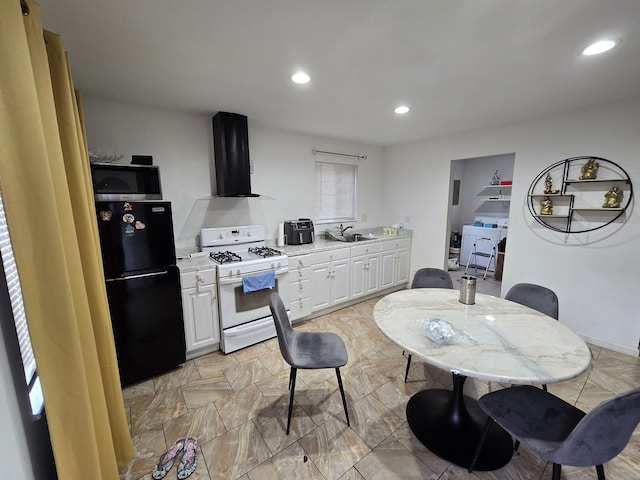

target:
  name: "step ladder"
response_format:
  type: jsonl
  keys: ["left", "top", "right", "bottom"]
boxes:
{"left": 464, "top": 237, "right": 496, "bottom": 280}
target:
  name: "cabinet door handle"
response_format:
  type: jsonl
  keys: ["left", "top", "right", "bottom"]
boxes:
{"left": 196, "top": 273, "right": 205, "bottom": 293}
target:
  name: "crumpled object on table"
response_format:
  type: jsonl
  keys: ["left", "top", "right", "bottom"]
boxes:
{"left": 422, "top": 318, "right": 477, "bottom": 344}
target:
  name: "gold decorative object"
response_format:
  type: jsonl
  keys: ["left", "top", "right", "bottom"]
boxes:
{"left": 603, "top": 186, "right": 623, "bottom": 208}
{"left": 543, "top": 173, "right": 560, "bottom": 194}
{"left": 579, "top": 158, "right": 599, "bottom": 180}
{"left": 539, "top": 196, "right": 554, "bottom": 215}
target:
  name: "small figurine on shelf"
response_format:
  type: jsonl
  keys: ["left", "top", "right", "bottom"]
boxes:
{"left": 540, "top": 196, "right": 554, "bottom": 215}
{"left": 490, "top": 170, "right": 500, "bottom": 185}
{"left": 579, "top": 158, "right": 600, "bottom": 180}
{"left": 543, "top": 173, "right": 560, "bottom": 194}
{"left": 602, "top": 186, "right": 623, "bottom": 208}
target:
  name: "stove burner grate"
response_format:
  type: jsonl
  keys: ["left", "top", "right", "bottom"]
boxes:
{"left": 248, "top": 246, "right": 283, "bottom": 258}
{"left": 209, "top": 251, "right": 242, "bottom": 264}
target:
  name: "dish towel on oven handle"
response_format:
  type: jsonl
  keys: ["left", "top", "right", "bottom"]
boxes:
{"left": 242, "top": 271, "right": 276, "bottom": 293}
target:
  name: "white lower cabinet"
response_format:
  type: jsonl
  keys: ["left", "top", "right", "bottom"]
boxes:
{"left": 350, "top": 243, "right": 380, "bottom": 299}
{"left": 283, "top": 237, "right": 411, "bottom": 320}
{"left": 380, "top": 238, "right": 411, "bottom": 289}
{"left": 288, "top": 254, "right": 312, "bottom": 321}
{"left": 180, "top": 267, "right": 220, "bottom": 359}
{"left": 310, "top": 247, "right": 350, "bottom": 313}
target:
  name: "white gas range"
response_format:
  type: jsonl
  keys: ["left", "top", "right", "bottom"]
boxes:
{"left": 200, "top": 225, "right": 289, "bottom": 353}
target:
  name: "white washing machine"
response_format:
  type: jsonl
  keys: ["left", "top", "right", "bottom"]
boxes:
{"left": 460, "top": 225, "right": 507, "bottom": 271}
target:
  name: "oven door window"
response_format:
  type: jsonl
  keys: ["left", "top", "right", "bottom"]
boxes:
{"left": 233, "top": 279, "right": 281, "bottom": 313}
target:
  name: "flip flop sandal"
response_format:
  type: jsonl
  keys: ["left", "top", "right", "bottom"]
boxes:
{"left": 177, "top": 437, "right": 198, "bottom": 479}
{"left": 152, "top": 437, "right": 186, "bottom": 479}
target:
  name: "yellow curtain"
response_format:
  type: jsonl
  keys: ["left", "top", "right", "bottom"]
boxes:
{"left": 0, "top": 0, "right": 133, "bottom": 478}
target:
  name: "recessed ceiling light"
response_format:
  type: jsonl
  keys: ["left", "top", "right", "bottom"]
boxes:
{"left": 291, "top": 71, "right": 310, "bottom": 84}
{"left": 583, "top": 39, "right": 618, "bottom": 56}
{"left": 394, "top": 105, "right": 410, "bottom": 114}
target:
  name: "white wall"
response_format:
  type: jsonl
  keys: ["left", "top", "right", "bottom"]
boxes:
{"left": 383, "top": 98, "right": 640, "bottom": 355}
{"left": 82, "top": 94, "right": 640, "bottom": 355}
{"left": 82, "top": 96, "right": 212, "bottom": 249}
{"left": 82, "top": 96, "right": 385, "bottom": 251}
{"left": 0, "top": 324, "right": 34, "bottom": 480}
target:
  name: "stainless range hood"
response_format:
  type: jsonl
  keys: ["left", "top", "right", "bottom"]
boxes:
{"left": 212, "top": 111, "right": 259, "bottom": 197}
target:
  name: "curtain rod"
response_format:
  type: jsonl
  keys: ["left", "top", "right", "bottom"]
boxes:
{"left": 312, "top": 148, "right": 367, "bottom": 161}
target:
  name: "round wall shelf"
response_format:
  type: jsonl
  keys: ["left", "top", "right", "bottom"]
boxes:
{"left": 527, "top": 156, "right": 633, "bottom": 233}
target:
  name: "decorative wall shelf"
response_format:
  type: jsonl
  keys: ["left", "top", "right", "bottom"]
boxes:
{"left": 527, "top": 157, "right": 633, "bottom": 233}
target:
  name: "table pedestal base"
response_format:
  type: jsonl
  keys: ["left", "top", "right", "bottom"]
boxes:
{"left": 406, "top": 374, "right": 513, "bottom": 471}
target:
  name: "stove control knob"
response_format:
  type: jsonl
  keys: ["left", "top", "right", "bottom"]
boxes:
{"left": 236, "top": 269, "right": 241, "bottom": 276}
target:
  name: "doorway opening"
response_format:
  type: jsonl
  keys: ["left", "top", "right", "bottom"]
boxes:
{"left": 447, "top": 153, "right": 515, "bottom": 293}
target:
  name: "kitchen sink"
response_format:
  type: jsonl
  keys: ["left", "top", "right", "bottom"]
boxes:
{"left": 345, "top": 233, "right": 377, "bottom": 242}
{"left": 324, "top": 231, "right": 378, "bottom": 242}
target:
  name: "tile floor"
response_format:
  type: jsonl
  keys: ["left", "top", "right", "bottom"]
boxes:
{"left": 119, "top": 274, "right": 640, "bottom": 480}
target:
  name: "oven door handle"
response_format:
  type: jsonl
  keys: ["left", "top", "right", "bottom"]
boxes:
{"left": 218, "top": 266, "right": 289, "bottom": 285}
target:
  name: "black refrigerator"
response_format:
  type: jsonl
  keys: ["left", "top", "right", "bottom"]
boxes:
{"left": 95, "top": 201, "right": 185, "bottom": 386}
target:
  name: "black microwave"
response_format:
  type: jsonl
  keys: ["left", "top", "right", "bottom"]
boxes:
{"left": 90, "top": 163, "right": 162, "bottom": 201}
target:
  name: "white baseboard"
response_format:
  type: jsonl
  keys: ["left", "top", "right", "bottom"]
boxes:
{"left": 581, "top": 335, "right": 639, "bottom": 357}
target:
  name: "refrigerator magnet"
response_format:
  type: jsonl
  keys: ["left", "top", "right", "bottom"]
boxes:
{"left": 123, "top": 202, "right": 133, "bottom": 211}
{"left": 123, "top": 213, "right": 135, "bottom": 224}
{"left": 100, "top": 211, "right": 113, "bottom": 222}
{"left": 135, "top": 221, "right": 146, "bottom": 230}
{"left": 124, "top": 224, "right": 135, "bottom": 235}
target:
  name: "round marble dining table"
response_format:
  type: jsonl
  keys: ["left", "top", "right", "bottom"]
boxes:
{"left": 373, "top": 288, "right": 592, "bottom": 471}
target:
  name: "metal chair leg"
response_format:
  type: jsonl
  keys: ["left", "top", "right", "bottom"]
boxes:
{"left": 286, "top": 367, "right": 297, "bottom": 435}
{"left": 404, "top": 354, "right": 412, "bottom": 382}
{"left": 596, "top": 464, "right": 605, "bottom": 480}
{"left": 552, "top": 463, "right": 561, "bottom": 480}
{"left": 335, "top": 368, "right": 350, "bottom": 426}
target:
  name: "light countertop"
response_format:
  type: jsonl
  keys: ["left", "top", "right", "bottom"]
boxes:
{"left": 176, "top": 227, "right": 412, "bottom": 270}
{"left": 267, "top": 229, "right": 412, "bottom": 256}
{"left": 176, "top": 254, "right": 217, "bottom": 273}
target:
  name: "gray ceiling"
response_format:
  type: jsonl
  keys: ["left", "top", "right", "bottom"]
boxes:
{"left": 38, "top": 0, "right": 640, "bottom": 147}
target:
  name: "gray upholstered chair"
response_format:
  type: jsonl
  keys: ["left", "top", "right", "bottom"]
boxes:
{"left": 269, "top": 292, "right": 350, "bottom": 434}
{"left": 469, "top": 385, "right": 640, "bottom": 479}
{"left": 504, "top": 282, "right": 559, "bottom": 320}
{"left": 505, "top": 282, "right": 559, "bottom": 390}
{"left": 405, "top": 268, "right": 454, "bottom": 382}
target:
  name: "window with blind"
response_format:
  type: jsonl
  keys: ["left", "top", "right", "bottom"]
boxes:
{"left": 0, "top": 191, "right": 42, "bottom": 417}
{"left": 314, "top": 161, "right": 358, "bottom": 223}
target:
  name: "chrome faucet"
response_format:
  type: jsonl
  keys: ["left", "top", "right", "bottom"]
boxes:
{"left": 339, "top": 224, "right": 354, "bottom": 236}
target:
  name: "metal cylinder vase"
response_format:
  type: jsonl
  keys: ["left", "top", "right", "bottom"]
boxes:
{"left": 459, "top": 275, "right": 477, "bottom": 305}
